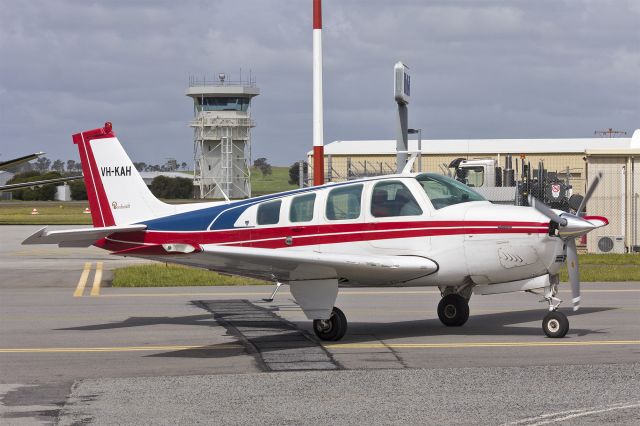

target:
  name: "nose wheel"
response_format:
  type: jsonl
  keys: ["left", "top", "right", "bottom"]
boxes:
{"left": 542, "top": 311, "right": 569, "bottom": 338}
{"left": 313, "top": 307, "right": 347, "bottom": 341}
{"left": 437, "top": 294, "right": 470, "bottom": 327}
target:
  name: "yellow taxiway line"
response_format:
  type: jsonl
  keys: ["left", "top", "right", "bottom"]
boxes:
{"left": 90, "top": 262, "right": 103, "bottom": 296}
{"left": 325, "top": 340, "right": 640, "bottom": 350}
{"left": 1, "top": 340, "right": 638, "bottom": 354}
{"left": 73, "top": 262, "right": 92, "bottom": 297}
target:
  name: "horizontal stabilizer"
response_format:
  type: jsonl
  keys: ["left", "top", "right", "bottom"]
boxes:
{"left": 22, "top": 224, "right": 147, "bottom": 247}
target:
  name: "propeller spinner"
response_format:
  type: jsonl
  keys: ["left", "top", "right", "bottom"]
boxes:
{"left": 528, "top": 172, "right": 604, "bottom": 311}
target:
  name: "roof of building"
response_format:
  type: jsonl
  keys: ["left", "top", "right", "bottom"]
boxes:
{"left": 315, "top": 129, "right": 640, "bottom": 156}
{"left": 139, "top": 171, "right": 194, "bottom": 185}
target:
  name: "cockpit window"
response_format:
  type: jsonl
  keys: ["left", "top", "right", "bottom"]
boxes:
{"left": 371, "top": 181, "right": 423, "bottom": 217}
{"left": 416, "top": 173, "right": 485, "bottom": 210}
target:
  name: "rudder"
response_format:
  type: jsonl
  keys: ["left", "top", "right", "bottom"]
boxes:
{"left": 72, "top": 122, "right": 174, "bottom": 227}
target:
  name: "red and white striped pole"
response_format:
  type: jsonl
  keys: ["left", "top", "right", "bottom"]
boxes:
{"left": 312, "top": 0, "right": 325, "bottom": 186}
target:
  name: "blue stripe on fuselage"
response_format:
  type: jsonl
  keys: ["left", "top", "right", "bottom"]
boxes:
{"left": 139, "top": 176, "right": 394, "bottom": 231}
{"left": 140, "top": 186, "right": 318, "bottom": 231}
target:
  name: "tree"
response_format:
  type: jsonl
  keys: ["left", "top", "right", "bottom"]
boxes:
{"left": 181, "top": 162, "right": 187, "bottom": 171}
{"left": 7, "top": 171, "right": 62, "bottom": 200}
{"left": 69, "top": 179, "right": 87, "bottom": 200}
{"left": 133, "top": 162, "right": 147, "bottom": 172}
{"left": 66, "top": 160, "right": 76, "bottom": 172}
{"left": 149, "top": 176, "right": 193, "bottom": 199}
{"left": 35, "top": 157, "right": 51, "bottom": 171}
{"left": 288, "top": 161, "right": 308, "bottom": 185}
{"left": 165, "top": 159, "right": 178, "bottom": 171}
{"left": 253, "top": 157, "right": 272, "bottom": 177}
{"left": 52, "top": 159, "right": 65, "bottom": 172}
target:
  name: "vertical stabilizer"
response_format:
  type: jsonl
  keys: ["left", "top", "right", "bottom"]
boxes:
{"left": 72, "top": 122, "right": 175, "bottom": 227}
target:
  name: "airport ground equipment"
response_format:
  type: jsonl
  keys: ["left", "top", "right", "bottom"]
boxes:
{"left": 448, "top": 156, "right": 581, "bottom": 212}
{"left": 187, "top": 73, "right": 259, "bottom": 199}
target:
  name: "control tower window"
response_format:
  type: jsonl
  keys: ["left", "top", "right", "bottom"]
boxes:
{"left": 198, "top": 97, "right": 250, "bottom": 112}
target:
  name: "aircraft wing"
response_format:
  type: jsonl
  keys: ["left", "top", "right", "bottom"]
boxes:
{"left": 0, "top": 152, "right": 45, "bottom": 170}
{"left": 22, "top": 224, "right": 148, "bottom": 247}
{"left": 0, "top": 175, "right": 83, "bottom": 193}
{"left": 197, "top": 245, "right": 438, "bottom": 284}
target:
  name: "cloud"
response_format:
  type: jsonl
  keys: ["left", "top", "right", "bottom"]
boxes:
{"left": 0, "top": 0, "right": 638, "bottom": 166}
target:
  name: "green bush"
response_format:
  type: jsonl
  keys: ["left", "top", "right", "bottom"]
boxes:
{"left": 149, "top": 176, "right": 193, "bottom": 199}
{"left": 8, "top": 171, "right": 63, "bottom": 201}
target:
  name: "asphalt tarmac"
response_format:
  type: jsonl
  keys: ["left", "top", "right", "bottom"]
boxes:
{"left": 1, "top": 226, "right": 639, "bottom": 425}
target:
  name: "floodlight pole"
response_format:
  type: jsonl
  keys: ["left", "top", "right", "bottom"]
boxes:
{"left": 394, "top": 62, "right": 410, "bottom": 174}
{"left": 408, "top": 128, "right": 422, "bottom": 172}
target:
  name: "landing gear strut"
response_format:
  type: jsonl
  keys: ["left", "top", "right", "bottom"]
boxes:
{"left": 313, "top": 307, "right": 347, "bottom": 341}
{"left": 437, "top": 294, "right": 470, "bottom": 327}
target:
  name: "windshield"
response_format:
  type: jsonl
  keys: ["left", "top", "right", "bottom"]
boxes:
{"left": 416, "top": 173, "right": 486, "bottom": 210}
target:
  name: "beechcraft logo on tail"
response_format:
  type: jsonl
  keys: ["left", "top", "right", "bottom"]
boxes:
{"left": 100, "top": 166, "right": 131, "bottom": 177}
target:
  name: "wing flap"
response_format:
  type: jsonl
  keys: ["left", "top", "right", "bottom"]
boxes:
{"left": 22, "top": 224, "right": 147, "bottom": 247}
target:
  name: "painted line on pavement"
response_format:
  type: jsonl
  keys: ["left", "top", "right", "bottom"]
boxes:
{"left": 97, "top": 288, "right": 640, "bottom": 298}
{"left": 90, "top": 261, "right": 103, "bottom": 296}
{"left": 0, "top": 344, "right": 244, "bottom": 354}
{"left": 325, "top": 340, "right": 640, "bottom": 350}
{"left": 3, "top": 340, "right": 637, "bottom": 354}
{"left": 73, "top": 262, "right": 92, "bottom": 297}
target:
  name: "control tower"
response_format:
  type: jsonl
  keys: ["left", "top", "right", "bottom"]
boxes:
{"left": 187, "top": 73, "right": 259, "bottom": 199}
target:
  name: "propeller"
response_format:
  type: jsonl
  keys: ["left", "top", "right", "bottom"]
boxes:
{"left": 528, "top": 172, "right": 603, "bottom": 311}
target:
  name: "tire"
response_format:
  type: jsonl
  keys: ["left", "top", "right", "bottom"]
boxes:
{"left": 437, "top": 294, "right": 470, "bottom": 327}
{"left": 542, "top": 311, "right": 569, "bottom": 338}
{"left": 313, "top": 307, "right": 348, "bottom": 341}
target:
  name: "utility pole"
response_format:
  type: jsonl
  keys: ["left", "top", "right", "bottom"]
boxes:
{"left": 594, "top": 128, "right": 627, "bottom": 138}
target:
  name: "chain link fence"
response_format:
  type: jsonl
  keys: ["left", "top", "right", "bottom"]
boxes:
{"left": 304, "top": 154, "right": 639, "bottom": 253}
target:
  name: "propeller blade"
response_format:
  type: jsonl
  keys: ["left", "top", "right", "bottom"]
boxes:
{"left": 576, "top": 171, "right": 603, "bottom": 216}
{"left": 566, "top": 238, "right": 580, "bottom": 311}
{"left": 528, "top": 195, "right": 568, "bottom": 226}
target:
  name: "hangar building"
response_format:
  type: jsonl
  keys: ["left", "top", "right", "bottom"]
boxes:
{"left": 308, "top": 130, "right": 640, "bottom": 253}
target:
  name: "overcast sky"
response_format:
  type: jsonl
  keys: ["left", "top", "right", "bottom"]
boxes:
{"left": 1, "top": 0, "right": 638, "bottom": 166}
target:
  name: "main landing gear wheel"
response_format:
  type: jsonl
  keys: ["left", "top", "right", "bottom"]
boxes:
{"left": 542, "top": 311, "right": 569, "bottom": 338}
{"left": 437, "top": 294, "right": 469, "bottom": 327}
{"left": 313, "top": 307, "right": 347, "bottom": 341}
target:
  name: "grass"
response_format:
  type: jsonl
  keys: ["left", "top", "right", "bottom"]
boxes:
{"left": 559, "top": 253, "right": 640, "bottom": 281}
{"left": 250, "top": 166, "right": 297, "bottom": 196}
{"left": 112, "top": 253, "right": 639, "bottom": 287}
{"left": 0, "top": 201, "right": 92, "bottom": 225}
{"left": 111, "top": 263, "right": 268, "bottom": 287}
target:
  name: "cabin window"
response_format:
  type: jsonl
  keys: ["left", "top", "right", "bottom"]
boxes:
{"left": 290, "top": 193, "right": 316, "bottom": 223}
{"left": 416, "top": 173, "right": 485, "bottom": 210}
{"left": 257, "top": 200, "right": 281, "bottom": 225}
{"left": 371, "top": 181, "right": 423, "bottom": 217}
{"left": 326, "top": 185, "right": 363, "bottom": 220}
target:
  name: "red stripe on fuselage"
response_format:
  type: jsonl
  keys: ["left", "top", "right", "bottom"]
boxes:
{"left": 100, "top": 220, "right": 549, "bottom": 252}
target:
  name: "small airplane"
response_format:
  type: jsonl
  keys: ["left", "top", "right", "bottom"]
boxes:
{"left": 24, "top": 122, "right": 608, "bottom": 341}
{"left": 0, "top": 152, "right": 82, "bottom": 193}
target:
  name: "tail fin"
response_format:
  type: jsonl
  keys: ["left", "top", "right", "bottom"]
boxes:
{"left": 72, "top": 122, "right": 175, "bottom": 227}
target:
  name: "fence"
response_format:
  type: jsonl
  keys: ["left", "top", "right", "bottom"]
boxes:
{"left": 303, "top": 154, "right": 639, "bottom": 253}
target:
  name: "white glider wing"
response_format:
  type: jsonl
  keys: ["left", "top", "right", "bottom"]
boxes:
{"left": 22, "top": 224, "right": 147, "bottom": 247}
